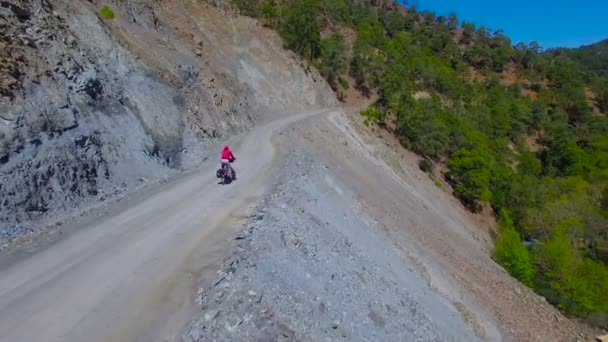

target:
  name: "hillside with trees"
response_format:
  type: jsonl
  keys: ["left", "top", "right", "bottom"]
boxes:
{"left": 551, "top": 40, "right": 608, "bottom": 117}
{"left": 232, "top": 0, "right": 608, "bottom": 327}
{"left": 553, "top": 39, "right": 608, "bottom": 78}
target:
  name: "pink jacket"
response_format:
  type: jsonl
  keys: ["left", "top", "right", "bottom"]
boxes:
{"left": 221, "top": 146, "right": 235, "bottom": 161}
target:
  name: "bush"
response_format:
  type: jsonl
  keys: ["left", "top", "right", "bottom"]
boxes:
{"left": 419, "top": 159, "right": 434, "bottom": 173}
{"left": 360, "top": 107, "right": 383, "bottom": 123}
{"left": 339, "top": 77, "right": 350, "bottom": 90}
{"left": 99, "top": 5, "right": 115, "bottom": 20}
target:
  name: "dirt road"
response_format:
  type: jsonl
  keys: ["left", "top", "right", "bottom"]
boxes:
{"left": 0, "top": 109, "right": 329, "bottom": 342}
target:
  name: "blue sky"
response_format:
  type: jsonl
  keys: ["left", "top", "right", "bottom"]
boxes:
{"left": 408, "top": 0, "right": 608, "bottom": 49}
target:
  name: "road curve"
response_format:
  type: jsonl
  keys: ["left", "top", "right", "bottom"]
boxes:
{"left": 0, "top": 109, "right": 330, "bottom": 342}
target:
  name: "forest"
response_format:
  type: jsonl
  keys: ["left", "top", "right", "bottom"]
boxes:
{"left": 232, "top": 0, "right": 608, "bottom": 326}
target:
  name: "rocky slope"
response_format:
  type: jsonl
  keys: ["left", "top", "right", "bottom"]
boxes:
{"left": 184, "top": 126, "right": 481, "bottom": 342}
{"left": 0, "top": 0, "right": 335, "bottom": 248}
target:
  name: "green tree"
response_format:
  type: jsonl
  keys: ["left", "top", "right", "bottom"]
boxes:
{"left": 233, "top": 0, "right": 264, "bottom": 17}
{"left": 535, "top": 218, "right": 598, "bottom": 315}
{"left": 395, "top": 96, "right": 450, "bottom": 157}
{"left": 320, "top": 33, "right": 347, "bottom": 89}
{"left": 593, "top": 77, "right": 608, "bottom": 112}
{"left": 380, "top": 10, "right": 406, "bottom": 37}
{"left": 447, "top": 12, "right": 458, "bottom": 30}
{"left": 579, "top": 258, "right": 608, "bottom": 313}
{"left": 545, "top": 60, "right": 592, "bottom": 124}
{"left": 279, "top": 0, "right": 321, "bottom": 60}
{"left": 447, "top": 148, "right": 492, "bottom": 209}
{"left": 494, "top": 211, "right": 535, "bottom": 285}
{"left": 350, "top": 38, "right": 383, "bottom": 96}
{"left": 261, "top": 0, "right": 278, "bottom": 27}
{"left": 518, "top": 152, "right": 542, "bottom": 177}
{"left": 539, "top": 116, "right": 594, "bottom": 176}
{"left": 319, "top": 0, "right": 350, "bottom": 22}
{"left": 602, "top": 186, "right": 608, "bottom": 215}
{"left": 460, "top": 21, "right": 475, "bottom": 45}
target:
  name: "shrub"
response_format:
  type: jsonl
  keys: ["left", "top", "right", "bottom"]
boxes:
{"left": 99, "top": 5, "right": 115, "bottom": 20}
{"left": 419, "top": 159, "right": 434, "bottom": 173}
{"left": 360, "top": 107, "right": 383, "bottom": 122}
{"left": 339, "top": 77, "right": 350, "bottom": 90}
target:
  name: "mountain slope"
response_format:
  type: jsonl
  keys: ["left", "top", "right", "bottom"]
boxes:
{"left": 554, "top": 38, "right": 608, "bottom": 77}
{"left": 0, "top": 1, "right": 604, "bottom": 341}
{"left": 230, "top": 0, "right": 608, "bottom": 327}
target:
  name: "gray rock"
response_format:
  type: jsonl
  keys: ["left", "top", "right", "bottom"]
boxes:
{"left": 204, "top": 310, "right": 220, "bottom": 322}
{"left": 0, "top": 225, "right": 34, "bottom": 240}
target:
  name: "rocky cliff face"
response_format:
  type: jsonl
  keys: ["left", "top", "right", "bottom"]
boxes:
{"left": 0, "top": 0, "right": 335, "bottom": 238}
